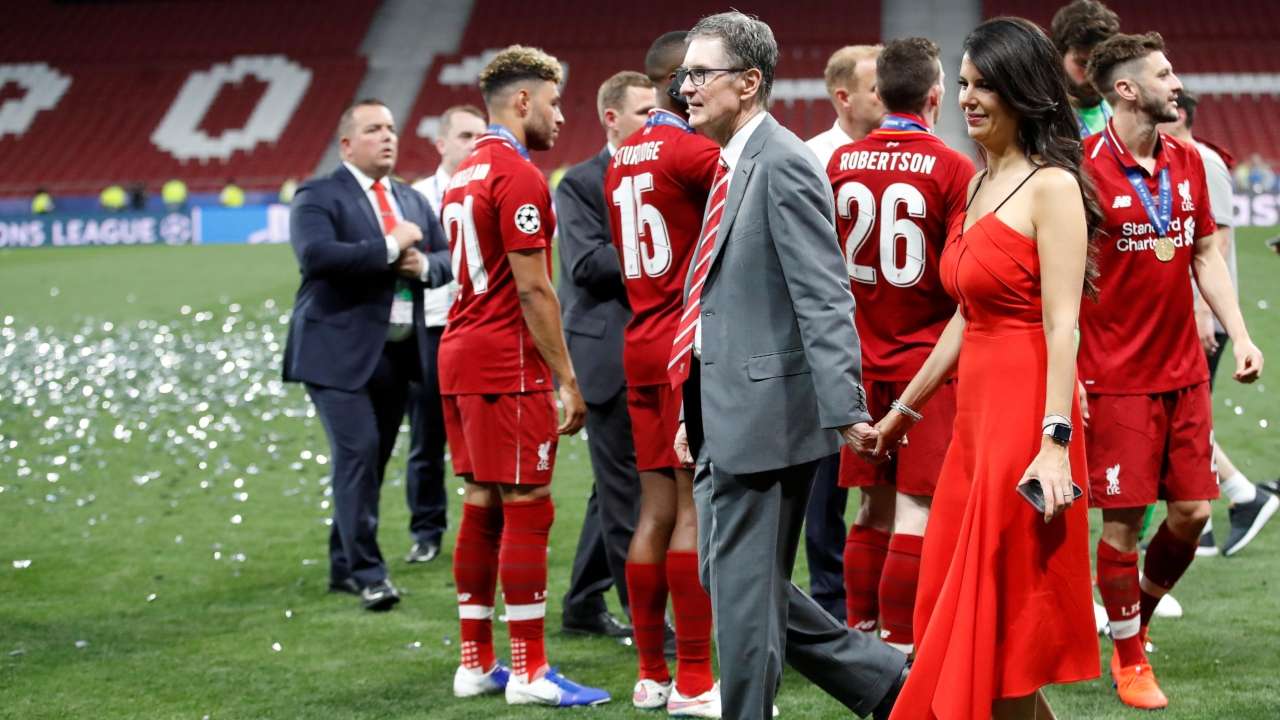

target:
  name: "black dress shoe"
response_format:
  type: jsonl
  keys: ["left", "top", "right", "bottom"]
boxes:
{"left": 872, "top": 662, "right": 909, "bottom": 720}
{"left": 405, "top": 540, "right": 441, "bottom": 564}
{"left": 360, "top": 579, "right": 401, "bottom": 611}
{"left": 328, "top": 577, "right": 360, "bottom": 595}
{"left": 562, "top": 610, "right": 632, "bottom": 638}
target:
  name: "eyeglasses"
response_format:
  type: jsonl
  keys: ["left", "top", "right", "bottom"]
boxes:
{"left": 675, "top": 67, "right": 747, "bottom": 87}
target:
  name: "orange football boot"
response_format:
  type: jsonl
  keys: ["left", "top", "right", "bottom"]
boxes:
{"left": 1114, "top": 661, "right": 1169, "bottom": 710}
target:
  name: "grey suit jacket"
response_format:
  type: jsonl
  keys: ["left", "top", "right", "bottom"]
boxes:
{"left": 688, "top": 113, "right": 869, "bottom": 475}
{"left": 556, "top": 146, "right": 630, "bottom": 405}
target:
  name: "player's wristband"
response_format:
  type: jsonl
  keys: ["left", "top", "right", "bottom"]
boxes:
{"left": 890, "top": 399, "right": 923, "bottom": 423}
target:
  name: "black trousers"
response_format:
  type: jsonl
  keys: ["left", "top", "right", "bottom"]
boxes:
{"left": 563, "top": 388, "right": 638, "bottom": 618}
{"left": 804, "top": 454, "right": 847, "bottom": 621}
{"left": 404, "top": 326, "right": 447, "bottom": 546}
{"left": 308, "top": 337, "right": 421, "bottom": 588}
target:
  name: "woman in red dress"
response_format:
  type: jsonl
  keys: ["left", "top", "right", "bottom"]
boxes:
{"left": 870, "top": 17, "right": 1103, "bottom": 719}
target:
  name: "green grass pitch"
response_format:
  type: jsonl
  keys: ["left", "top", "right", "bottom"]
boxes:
{"left": 1, "top": 232, "right": 1278, "bottom": 719}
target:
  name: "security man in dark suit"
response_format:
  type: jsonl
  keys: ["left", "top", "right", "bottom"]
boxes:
{"left": 283, "top": 98, "right": 452, "bottom": 611}
{"left": 553, "top": 73, "right": 656, "bottom": 637}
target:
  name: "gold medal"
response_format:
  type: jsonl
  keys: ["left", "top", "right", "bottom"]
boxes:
{"left": 1154, "top": 236, "right": 1176, "bottom": 262}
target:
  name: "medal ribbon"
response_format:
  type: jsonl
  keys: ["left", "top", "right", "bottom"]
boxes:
{"left": 484, "top": 123, "right": 531, "bottom": 161}
{"left": 880, "top": 113, "right": 931, "bottom": 133}
{"left": 646, "top": 108, "right": 693, "bottom": 133}
{"left": 1104, "top": 135, "right": 1171, "bottom": 238}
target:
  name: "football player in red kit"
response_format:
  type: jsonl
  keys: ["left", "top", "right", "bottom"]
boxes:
{"left": 440, "top": 45, "right": 609, "bottom": 707}
{"left": 1081, "top": 33, "right": 1263, "bottom": 710}
{"left": 826, "top": 37, "right": 975, "bottom": 655}
{"left": 604, "top": 31, "right": 723, "bottom": 715}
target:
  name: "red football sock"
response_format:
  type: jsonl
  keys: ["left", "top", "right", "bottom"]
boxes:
{"left": 667, "top": 550, "right": 714, "bottom": 697}
{"left": 1097, "top": 539, "right": 1145, "bottom": 667}
{"left": 1139, "top": 521, "right": 1198, "bottom": 628}
{"left": 625, "top": 560, "right": 671, "bottom": 683}
{"left": 844, "top": 525, "right": 890, "bottom": 631}
{"left": 879, "top": 533, "right": 923, "bottom": 649}
{"left": 453, "top": 502, "right": 503, "bottom": 671}
{"left": 500, "top": 497, "right": 554, "bottom": 681}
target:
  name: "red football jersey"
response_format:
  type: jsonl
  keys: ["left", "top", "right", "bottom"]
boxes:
{"left": 604, "top": 110, "right": 720, "bottom": 387}
{"left": 438, "top": 131, "right": 556, "bottom": 395}
{"left": 826, "top": 121, "right": 975, "bottom": 381}
{"left": 1080, "top": 120, "right": 1216, "bottom": 394}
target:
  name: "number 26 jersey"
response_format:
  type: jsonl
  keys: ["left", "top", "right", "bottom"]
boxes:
{"left": 604, "top": 110, "right": 720, "bottom": 387}
{"left": 827, "top": 127, "right": 974, "bottom": 381}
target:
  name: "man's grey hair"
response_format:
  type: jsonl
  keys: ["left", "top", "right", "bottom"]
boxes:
{"left": 689, "top": 11, "right": 777, "bottom": 108}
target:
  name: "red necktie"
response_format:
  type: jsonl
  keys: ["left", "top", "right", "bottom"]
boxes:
{"left": 668, "top": 157, "right": 729, "bottom": 387}
{"left": 371, "top": 180, "right": 397, "bottom": 233}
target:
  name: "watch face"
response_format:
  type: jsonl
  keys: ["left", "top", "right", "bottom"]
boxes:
{"left": 1050, "top": 424, "right": 1072, "bottom": 445}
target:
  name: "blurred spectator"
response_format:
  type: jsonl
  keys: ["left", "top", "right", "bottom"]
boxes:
{"left": 279, "top": 177, "right": 298, "bottom": 205}
{"left": 128, "top": 183, "right": 146, "bottom": 211}
{"left": 1246, "top": 153, "right": 1276, "bottom": 193}
{"left": 549, "top": 164, "right": 568, "bottom": 192}
{"left": 161, "top": 178, "right": 189, "bottom": 209}
{"left": 100, "top": 184, "right": 127, "bottom": 212}
{"left": 31, "top": 188, "right": 54, "bottom": 215}
{"left": 220, "top": 178, "right": 245, "bottom": 208}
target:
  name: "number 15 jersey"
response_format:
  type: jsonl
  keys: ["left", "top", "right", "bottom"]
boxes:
{"left": 604, "top": 110, "right": 720, "bottom": 387}
{"left": 827, "top": 124, "right": 974, "bottom": 381}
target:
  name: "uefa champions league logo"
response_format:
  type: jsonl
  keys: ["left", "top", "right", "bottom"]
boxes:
{"left": 160, "top": 213, "right": 192, "bottom": 245}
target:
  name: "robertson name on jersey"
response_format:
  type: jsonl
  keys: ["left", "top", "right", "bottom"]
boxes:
{"left": 826, "top": 115, "right": 975, "bottom": 381}
{"left": 438, "top": 129, "right": 556, "bottom": 395}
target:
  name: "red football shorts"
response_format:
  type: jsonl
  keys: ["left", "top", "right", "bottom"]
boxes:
{"left": 442, "top": 391, "right": 558, "bottom": 485}
{"left": 1085, "top": 383, "right": 1218, "bottom": 509}
{"left": 627, "top": 382, "right": 684, "bottom": 472}
{"left": 839, "top": 379, "right": 956, "bottom": 497}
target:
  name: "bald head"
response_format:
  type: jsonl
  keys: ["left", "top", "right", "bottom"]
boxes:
{"left": 645, "top": 30, "right": 690, "bottom": 114}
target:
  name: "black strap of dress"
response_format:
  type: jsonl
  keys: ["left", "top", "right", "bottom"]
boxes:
{"left": 964, "top": 166, "right": 1043, "bottom": 213}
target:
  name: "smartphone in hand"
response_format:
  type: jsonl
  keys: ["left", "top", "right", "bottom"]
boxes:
{"left": 1017, "top": 478, "right": 1084, "bottom": 514}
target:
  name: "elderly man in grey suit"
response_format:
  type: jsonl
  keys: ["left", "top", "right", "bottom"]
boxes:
{"left": 670, "top": 13, "right": 907, "bottom": 720}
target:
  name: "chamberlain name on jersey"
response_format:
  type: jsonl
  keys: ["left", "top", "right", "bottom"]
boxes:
{"left": 1079, "top": 119, "right": 1217, "bottom": 395}
{"left": 438, "top": 132, "right": 556, "bottom": 395}
{"left": 604, "top": 111, "right": 720, "bottom": 387}
{"left": 827, "top": 124, "right": 975, "bottom": 382}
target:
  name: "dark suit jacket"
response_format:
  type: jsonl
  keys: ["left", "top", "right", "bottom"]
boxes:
{"left": 283, "top": 164, "right": 451, "bottom": 391}
{"left": 556, "top": 146, "right": 630, "bottom": 405}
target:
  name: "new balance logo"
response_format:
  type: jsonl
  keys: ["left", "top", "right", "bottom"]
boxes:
{"left": 536, "top": 441, "right": 552, "bottom": 471}
{"left": 1106, "top": 463, "right": 1122, "bottom": 496}
{"left": 1112, "top": 195, "right": 1133, "bottom": 209}
{"left": 852, "top": 619, "right": 877, "bottom": 632}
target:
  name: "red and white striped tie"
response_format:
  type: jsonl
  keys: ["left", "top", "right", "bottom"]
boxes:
{"left": 668, "top": 156, "right": 730, "bottom": 387}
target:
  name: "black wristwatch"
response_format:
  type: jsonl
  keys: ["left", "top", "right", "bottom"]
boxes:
{"left": 1043, "top": 422, "right": 1072, "bottom": 447}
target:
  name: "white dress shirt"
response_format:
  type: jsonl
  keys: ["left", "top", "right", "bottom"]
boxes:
{"left": 411, "top": 166, "right": 449, "bottom": 218}
{"left": 411, "top": 166, "right": 457, "bottom": 327}
{"left": 694, "top": 110, "right": 768, "bottom": 355}
{"left": 343, "top": 160, "right": 435, "bottom": 290}
{"left": 804, "top": 121, "right": 855, "bottom": 170}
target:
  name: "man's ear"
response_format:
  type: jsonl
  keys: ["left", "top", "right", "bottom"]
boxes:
{"left": 834, "top": 87, "right": 851, "bottom": 110}
{"left": 602, "top": 107, "right": 618, "bottom": 132}
{"left": 740, "top": 67, "right": 764, "bottom": 102}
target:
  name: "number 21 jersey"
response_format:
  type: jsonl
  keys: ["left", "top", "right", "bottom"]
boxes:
{"left": 604, "top": 110, "right": 720, "bottom": 387}
{"left": 827, "top": 122, "right": 974, "bottom": 381}
{"left": 438, "top": 131, "right": 556, "bottom": 395}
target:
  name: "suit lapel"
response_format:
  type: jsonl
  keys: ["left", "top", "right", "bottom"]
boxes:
{"left": 705, "top": 114, "right": 775, "bottom": 274}
{"left": 336, "top": 165, "right": 384, "bottom": 240}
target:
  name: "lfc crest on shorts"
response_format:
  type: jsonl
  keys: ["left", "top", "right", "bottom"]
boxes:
{"left": 536, "top": 440, "right": 552, "bottom": 471}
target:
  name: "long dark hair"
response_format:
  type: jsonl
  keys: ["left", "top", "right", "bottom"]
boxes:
{"left": 964, "top": 16, "right": 1102, "bottom": 298}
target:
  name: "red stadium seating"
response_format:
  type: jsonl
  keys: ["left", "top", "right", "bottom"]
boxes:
{"left": 984, "top": 0, "right": 1280, "bottom": 162}
{"left": 0, "top": 1, "right": 377, "bottom": 197}
{"left": 398, "top": 1, "right": 877, "bottom": 178}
